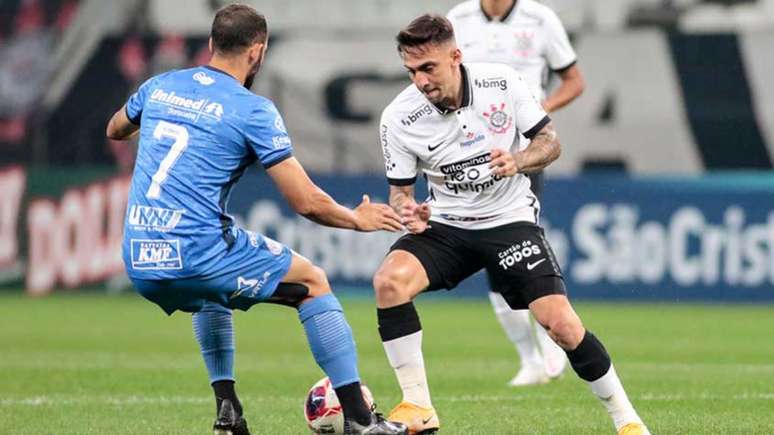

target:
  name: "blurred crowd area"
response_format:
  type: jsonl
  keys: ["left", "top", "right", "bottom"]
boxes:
{"left": 1, "top": 0, "right": 773, "bottom": 173}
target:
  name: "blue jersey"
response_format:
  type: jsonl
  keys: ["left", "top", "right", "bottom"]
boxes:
{"left": 122, "top": 66, "right": 292, "bottom": 280}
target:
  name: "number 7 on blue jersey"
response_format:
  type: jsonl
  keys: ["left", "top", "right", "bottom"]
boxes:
{"left": 147, "top": 121, "right": 189, "bottom": 199}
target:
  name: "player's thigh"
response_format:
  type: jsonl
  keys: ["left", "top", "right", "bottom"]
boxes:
{"left": 380, "top": 222, "right": 482, "bottom": 297}
{"left": 479, "top": 222, "right": 565, "bottom": 310}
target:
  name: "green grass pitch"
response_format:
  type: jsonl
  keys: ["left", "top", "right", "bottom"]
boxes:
{"left": 1, "top": 292, "right": 773, "bottom": 434}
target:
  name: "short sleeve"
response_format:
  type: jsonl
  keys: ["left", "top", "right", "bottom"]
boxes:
{"left": 544, "top": 9, "right": 577, "bottom": 73}
{"left": 508, "top": 69, "right": 550, "bottom": 139}
{"left": 125, "top": 76, "right": 157, "bottom": 125}
{"left": 244, "top": 100, "right": 293, "bottom": 168}
{"left": 379, "top": 112, "right": 417, "bottom": 186}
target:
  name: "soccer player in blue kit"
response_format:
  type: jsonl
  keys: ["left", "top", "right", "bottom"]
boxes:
{"left": 106, "top": 5, "right": 408, "bottom": 435}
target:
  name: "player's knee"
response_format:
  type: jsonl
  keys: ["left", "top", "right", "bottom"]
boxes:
{"left": 303, "top": 265, "right": 332, "bottom": 297}
{"left": 373, "top": 266, "right": 411, "bottom": 301}
{"left": 547, "top": 315, "right": 584, "bottom": 349}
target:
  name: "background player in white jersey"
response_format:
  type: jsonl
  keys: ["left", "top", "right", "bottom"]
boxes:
{"left": 447, "top": 0, "right": 585, "bottom": 387}
{"left": 374, "top": 14, "right": 649, "bottom": 435}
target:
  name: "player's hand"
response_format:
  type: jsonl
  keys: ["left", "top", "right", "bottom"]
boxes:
{"left": 489, "top": 148, "right": 519, "bottom": 177}
{"left": 353, "top": 195, "right": 403, "bottom": 232}
{"left": 400, "top": 202, "right": 431, "bottom": 234}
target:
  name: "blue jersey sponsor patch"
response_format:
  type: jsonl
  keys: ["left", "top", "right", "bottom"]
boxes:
{"left": 130, "top": 239, "right": 183, "bottom": 270}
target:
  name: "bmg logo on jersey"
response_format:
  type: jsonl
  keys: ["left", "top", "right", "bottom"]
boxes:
{"left": 474, "top": 77, "right": 507, "bottom": 90}
{"left": 401, "top": 104, "right": 433, "bottom": 127}
{"left": 127, "top": 205, "right": 184, "bottom": 232}
{"left": 130, "top": 239, "right": 183, "bottom": 270}
{"left": 498, "top": 240, "right": 543, "bottom": 270}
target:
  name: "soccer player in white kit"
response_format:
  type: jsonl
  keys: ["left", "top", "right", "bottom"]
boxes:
{"left": 447, "top": 0, "right": 586, "bottom": 387}
{"left": 374, "top": 14, "right": 649, "bottom": 435}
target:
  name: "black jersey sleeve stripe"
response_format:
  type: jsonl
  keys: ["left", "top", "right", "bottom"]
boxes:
{"left": 551, "top": 59, "right": 577, "bottom": 74}
{"left": 523, "top": 115, "right": 551, "bottom": 139}
{"left": 387, "top": 176, "right": 417, "bottom": 186}
{"left": 125, "top": 106, "right": 141, "bottom": 125}
{"left": 262, "top": 151, "right": 293, "bottom": 169}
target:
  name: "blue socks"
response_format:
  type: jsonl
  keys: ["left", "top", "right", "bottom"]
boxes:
{"left": 193, "top": 301, "right": 235, "bottom": 383}
{"left": 298, "top": 293, "right": 360, "bottom": 388}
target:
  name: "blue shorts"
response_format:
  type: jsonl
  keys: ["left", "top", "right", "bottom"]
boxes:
{"left": 130, "top": 229, "right": 293, "bottom": 315}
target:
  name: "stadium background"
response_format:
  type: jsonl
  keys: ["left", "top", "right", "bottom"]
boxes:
{"left": 1, "top": 0, "right": 773, "bottom": 434}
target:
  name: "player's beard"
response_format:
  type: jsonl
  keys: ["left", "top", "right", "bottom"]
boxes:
{"left": 244, "top": 51, "right": 265, "bottom": 90}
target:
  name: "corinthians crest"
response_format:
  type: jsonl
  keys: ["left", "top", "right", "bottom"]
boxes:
{"left": 514, "top": 31, "right": 535, "bottom": 57}
{"left": 483, "top": 103, "right": 513, "bottom": 135}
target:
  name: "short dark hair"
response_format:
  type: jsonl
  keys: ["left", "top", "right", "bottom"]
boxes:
{"left": 396, "top": 14, "right": 455, "bottom": 53}
{"left": 211, "top": 4, "right": 267, "bottom": 54}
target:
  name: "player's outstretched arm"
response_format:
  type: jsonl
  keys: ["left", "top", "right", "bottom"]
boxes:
{"left": 267, "top": 157, "right": 403, "bottom": 232}
{"left": 489, "top": 122, "right": 561, "bottom": 177}
{"left": 106, "top": 105, "right": 140, "bottom": 140}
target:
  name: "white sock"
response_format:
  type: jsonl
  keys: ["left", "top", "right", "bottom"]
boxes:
{"left": 382, "top": 330, "right": 433, "bottom": 408}
{"left": 589, "top": 365, "right": 644, "bottom": 430}
{"left": 488, "top": 292, "right": 542, "bottom": 369}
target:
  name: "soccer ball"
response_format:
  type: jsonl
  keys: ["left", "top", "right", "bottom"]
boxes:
{"left": 304, "top": 377, "right": 374, "bottom": 434}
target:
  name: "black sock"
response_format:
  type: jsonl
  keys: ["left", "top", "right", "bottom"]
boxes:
{"left": 566, "top": 331, "right": 612, "bottom": 382}
{"left": 335, "top": 382, "right": 372, "bottom": 426}
{"left": 377, "top": 302, "right": 421, "bottom": 342}
{"left": 213, "top": 380, "right": 243, "bottom": 416}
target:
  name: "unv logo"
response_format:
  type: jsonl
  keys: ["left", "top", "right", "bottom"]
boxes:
{"left": 193, "top": 71, "right": 215, "bottom": 85}
{"left": 127, "top": 205, "right": 184, "bottom": 232}
{"left": 232, "top": 271, "right": 272, "bottom": 299}
{"left": 130, "top": 239, "right": 183, "bottom": 270}
{"left": 498, "top": 240, "right": 543, "bottom": 270}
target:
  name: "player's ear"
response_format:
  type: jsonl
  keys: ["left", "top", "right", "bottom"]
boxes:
{"left": 451, "top": 46, "right": 462, "bottom": 67}
{"left": 248, "top": 42, "right": 264, "bottom": 63}
{"left": 208, "top": 37, "right": 214, "bottom": 54}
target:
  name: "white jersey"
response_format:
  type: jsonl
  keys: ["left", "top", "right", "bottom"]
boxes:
{"left": 447, "top": 0, "right": 576, "bottom": 100}
{"left": 380, "top": 63, "right": 549, "bottom": 230}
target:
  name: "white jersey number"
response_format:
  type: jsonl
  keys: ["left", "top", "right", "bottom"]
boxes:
{"left": 146, "top": 121, "right": 189, "bottom": 199}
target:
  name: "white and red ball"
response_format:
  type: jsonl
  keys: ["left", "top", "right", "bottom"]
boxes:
{"left": 303, "top": 377, "right": 374, "bottom": 434}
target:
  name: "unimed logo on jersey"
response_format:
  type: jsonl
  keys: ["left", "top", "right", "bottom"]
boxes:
{"left": 150, "top": 89, "right": 224, "bottom": 121}
{"left": 401, "top": 104, "right": 433, "bottom": 127}
{"left": 474, "top": 77, "right": 507, "bottom": 90}
{"left": 151, "top": 89, "right": 206, "bottom": 110}
{"left": 130, "top": 239, "right": 182, "bottom": 270}
{"left": 127, "top": 205, "right": 184, "bottom": 232}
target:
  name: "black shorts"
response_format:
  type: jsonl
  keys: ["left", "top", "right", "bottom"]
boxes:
{"left": 390, "top": 221, "right": 565, "bottom": 310}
